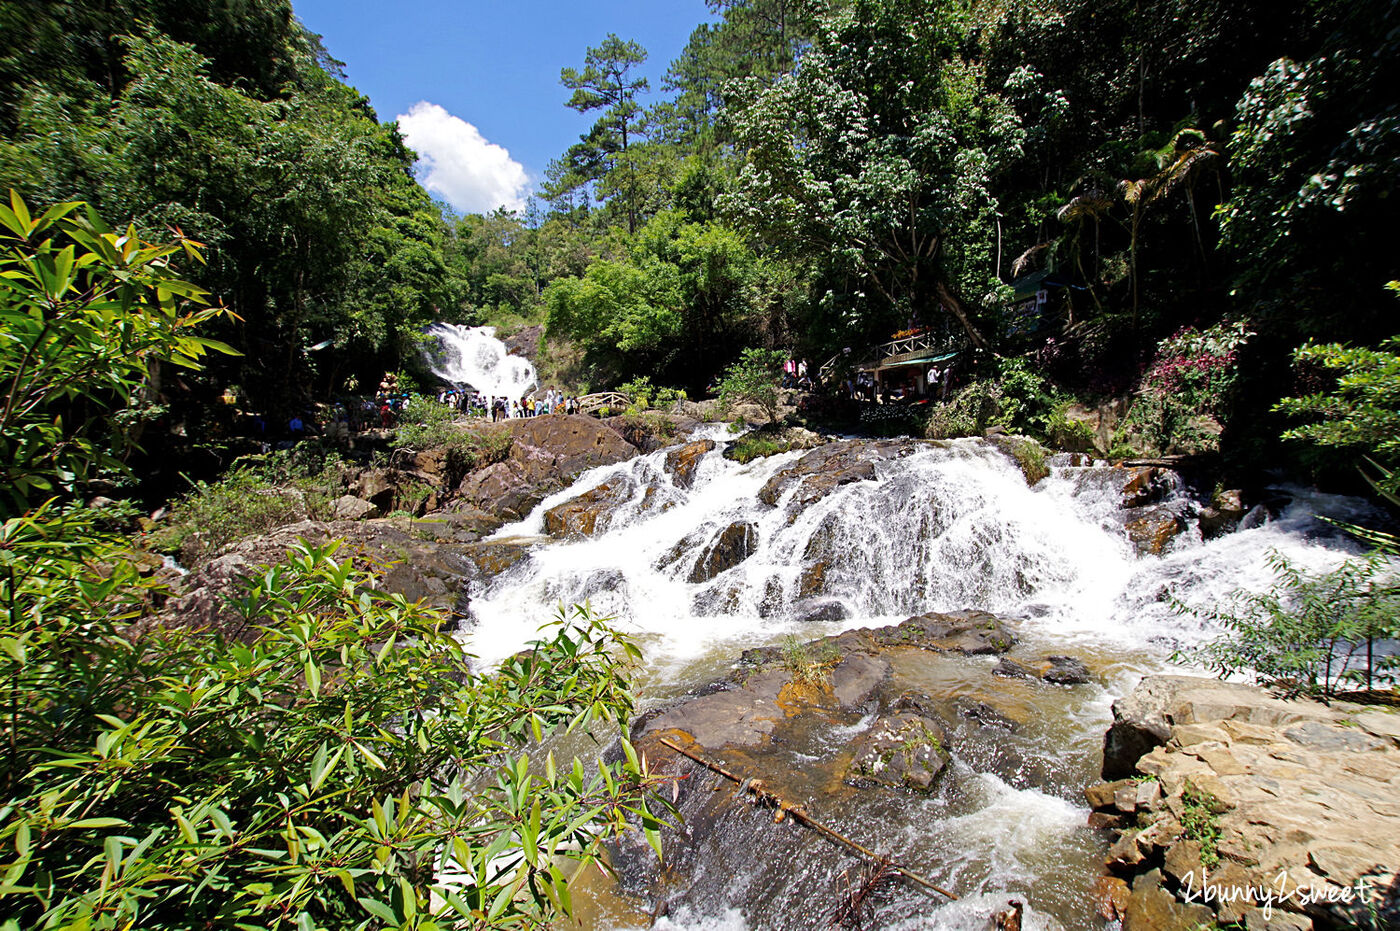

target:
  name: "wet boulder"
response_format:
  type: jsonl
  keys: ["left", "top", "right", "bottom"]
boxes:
{"left": 687, "top": 521, "right": 759, "bottom": 583}
{"left": 757, "top": 439, "right": 922, "bottom": 509}
{"left": 1197, "top": 488, "right": 1248, "bottom": 539}
{"left": 993, "top": 658, "right": 1037, "bottom": 679}
{"left": 664, "top": 439, "right": 715, "bottom": 489}
{"left": 797, "top": 560, "right": 828, "bottom": 598}
{"left": 793, "top": 598, "right": 847, "bottom": 624}
{"left": 1041, "top": 655, "right": 1092, "bottom": 685}
{"left": 873, "top": 609, "right": 1017, "bottom": 655}
{"left": 846, "top": 712, "right": 951, "bottom": 791}
{"left": 542, "top": 476, "right": 635, "bottom": 537}
{"left": 1121, "top": 467, "right": 1174, "bottom": 508}
{"left": 1123, "top": 505, "right": 1187, "bottom": 555}
{"left": 458, "top": 539, "right": 532, "bottom": 580}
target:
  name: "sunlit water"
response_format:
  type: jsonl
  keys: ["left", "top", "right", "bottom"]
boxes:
{"left": 456, "top": 431, "right": 1374, "bottom": 928}
{"left": 423, "top": 323, "right": 537, "bottom": 400}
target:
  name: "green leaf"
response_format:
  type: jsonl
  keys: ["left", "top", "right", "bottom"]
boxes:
{"left": 68, "top": 817, "right": 129, "bottom": 829}
{"left": 357, "top": 897, "right": 398, "bottom": 922}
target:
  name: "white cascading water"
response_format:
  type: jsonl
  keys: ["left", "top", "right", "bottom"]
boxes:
{"left": 423, "top": 323, "right": 537, "bottom": 400}
{"left": 459, "top": 432, "right": 1376, "bottom": 930}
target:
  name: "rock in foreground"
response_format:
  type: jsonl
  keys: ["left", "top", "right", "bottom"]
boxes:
{"left": 1088, "top": 675, "right": 1400, "bottom": 929}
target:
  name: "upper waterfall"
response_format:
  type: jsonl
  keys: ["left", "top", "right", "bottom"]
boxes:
{"left": 423, "top": 323, "right": 537, "bottom": 400}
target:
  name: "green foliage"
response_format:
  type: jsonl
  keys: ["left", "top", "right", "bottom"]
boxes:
{"left": 1217, "top": 1, "right": 1398, "bottom": 339}
{"left": 618, "top": 376, "right": 686, "bottom": 413}
{"left": 1179, "top": 782, "right": 1224, "bottom": 869}
{"left": 149, "top": 460, "right": 339, "bottom": 566}
{"left": 554, "top": 34, "right": 651, "bottom": 232}
{"left": 0, "top": 20, "right": 461, "bottom": 412}
{"left": 924, "top": 381, "right": 1002, "bottom": 440}
{"left": 0, "top": 534, "right": 668, "bottom": 929}
{"left": 1045, "top": 407, "right": 1098, "bottom": 453}
{"left": 724, "top": 0, "right": 1022, "bottom": 352}
{"left": 1276, "top": 325, "right": 1400, "bottom": 495}
{"left": 1175, "top": 552, "right": 1400, "bottom": 698}
{"left": 723, "top": 432, "right": 789, "bottom": 464}
{"left": 0, "top": 192, "right": 234, "bottom": 514}
{"left": 717, "top": 348, "right": 786, "bottom": 423}
{"left": 544, "top": 211, "right": 774, "bottom": 392}
{"left": 922, "top": 358, "right": 1065, "bottom": 442}
{"left": 988, "top": 358, "right": 1061, "bottom": 436}
{"left": 394, "top": 395, "right": 512, "bottom": 474}
{"left": 394, "top": 395, "right": 461, "bottom": 449}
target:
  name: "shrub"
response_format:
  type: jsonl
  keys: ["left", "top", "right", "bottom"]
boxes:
{"left": 150, "top": 451, "right": 346, "bottom": 565}
{"left": 717, "top": 348, "right": 786, "bottom": 422}
{"left": 0, "top": 535, "right": 668, "bottom": 929}
{"left": 0, "top": 198, "right": 669, "bottom": 929}
{"left": 618, "top": 376, "right": 686, "bottom": 413}
{"left": 1045, "top": 406, "right": 1098, "bottom": 452}
{"left": 923, "top": 359, "right": 1070, "bottom": 443}
{"left": 1175, "top": 551, "right": 1400, "bottom": 698}
{"left": 1275, "top": 311, "right": 1400, "bottom": 495}
{"left": 0, "top": 192, "right": 234, "bottom": 515}
{"left": 780, "top": 635, "right": 840, "bottom": 688}
{"left": 394, "top": 394, "right": 460, "bottom": 449}
{"left": 723, "top": 432, "right": 789, "bottom": 463}
{"left": 924, "top": 381, "right": 1001, "bottom": 439}
{"left": 612, "top": 410, "right": 679, "bottom": 448}
{"left": 1121, "top": 320, "right": 1252, "bottom": 455}
{"left": 395, "top": 395, "right": 512, "bottom": 475}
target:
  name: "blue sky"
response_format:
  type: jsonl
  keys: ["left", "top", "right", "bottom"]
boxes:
{"left": 291, "top": 0, "right": 715, "bottom": 215}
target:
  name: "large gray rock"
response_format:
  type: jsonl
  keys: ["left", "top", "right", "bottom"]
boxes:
{"left": 457, "top": 415, "right": 638, "bottom": 520}
{"left": 332, "top": 494, "right": 378, "bottom": 521}
{"left": 1094, "top": 675, "right": 1400, "bottom": 929}
{"left": 756, "top": 438, "right": 923, "bottom": 510}
{"left": 846, "top": 712, "right": 950, "bottom": 791}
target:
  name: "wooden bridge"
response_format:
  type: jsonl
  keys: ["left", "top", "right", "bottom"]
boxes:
{"left": 576, "top": 391, "right": 630, "bottom": 414}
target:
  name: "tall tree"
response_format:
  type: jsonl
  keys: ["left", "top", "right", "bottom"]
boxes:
{"left": 559, "top": 35, "right": 650, "bottom": 233}
{"left": 725, "top": 0, "right": 1021, "bottom": 355}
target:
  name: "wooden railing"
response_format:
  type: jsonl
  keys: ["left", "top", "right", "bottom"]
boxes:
{"left": 577, "top": 391, "right": 630, "bottom": 414}
{"left": 820, "top": 331, "right": 964, "bottom": 381}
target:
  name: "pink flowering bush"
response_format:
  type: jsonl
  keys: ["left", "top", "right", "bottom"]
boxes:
{"left": 1122, "top": 320, "right": 1253, "bottom": 454}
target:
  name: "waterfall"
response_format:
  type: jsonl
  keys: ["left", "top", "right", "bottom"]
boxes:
{"left": 423, "top": 323, "right": 537, "bottom": 400}
{"left": 457, "top": 434, "right": 1375, "bottom": 929}
{"left": 466, "top": 436, "right": 1368, "bottom": 674}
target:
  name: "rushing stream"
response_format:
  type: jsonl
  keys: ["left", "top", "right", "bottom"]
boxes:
{"left": 457, "top": 430, "right": 1375, "bottom": 929}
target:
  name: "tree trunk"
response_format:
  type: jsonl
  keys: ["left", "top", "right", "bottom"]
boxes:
{"left": 934, "top": 281, "right": 989, "bottom": 350}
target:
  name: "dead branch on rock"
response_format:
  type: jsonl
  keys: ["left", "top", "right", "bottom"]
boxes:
{"left": 658, "top": 737, "right": 958, "bottom": 901}
{"left": 830, "top": 861, "right": 901, "bottom": 929}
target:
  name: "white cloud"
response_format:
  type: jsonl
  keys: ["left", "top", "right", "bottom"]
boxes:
{"left": 397, "top": 101, "right": 530, "bottom": 214}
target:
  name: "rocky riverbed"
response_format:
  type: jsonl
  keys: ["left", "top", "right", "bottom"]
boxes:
{"left": 1088, "top": 676, "right": 1400, "bottom": 930}
{"left": 150, "top": 414, "right": 1397, "bottom": 929}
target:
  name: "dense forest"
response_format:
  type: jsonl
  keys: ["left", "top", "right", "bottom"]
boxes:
{"left": 2, "top": 0, "right": 1396, "bottom": 489}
